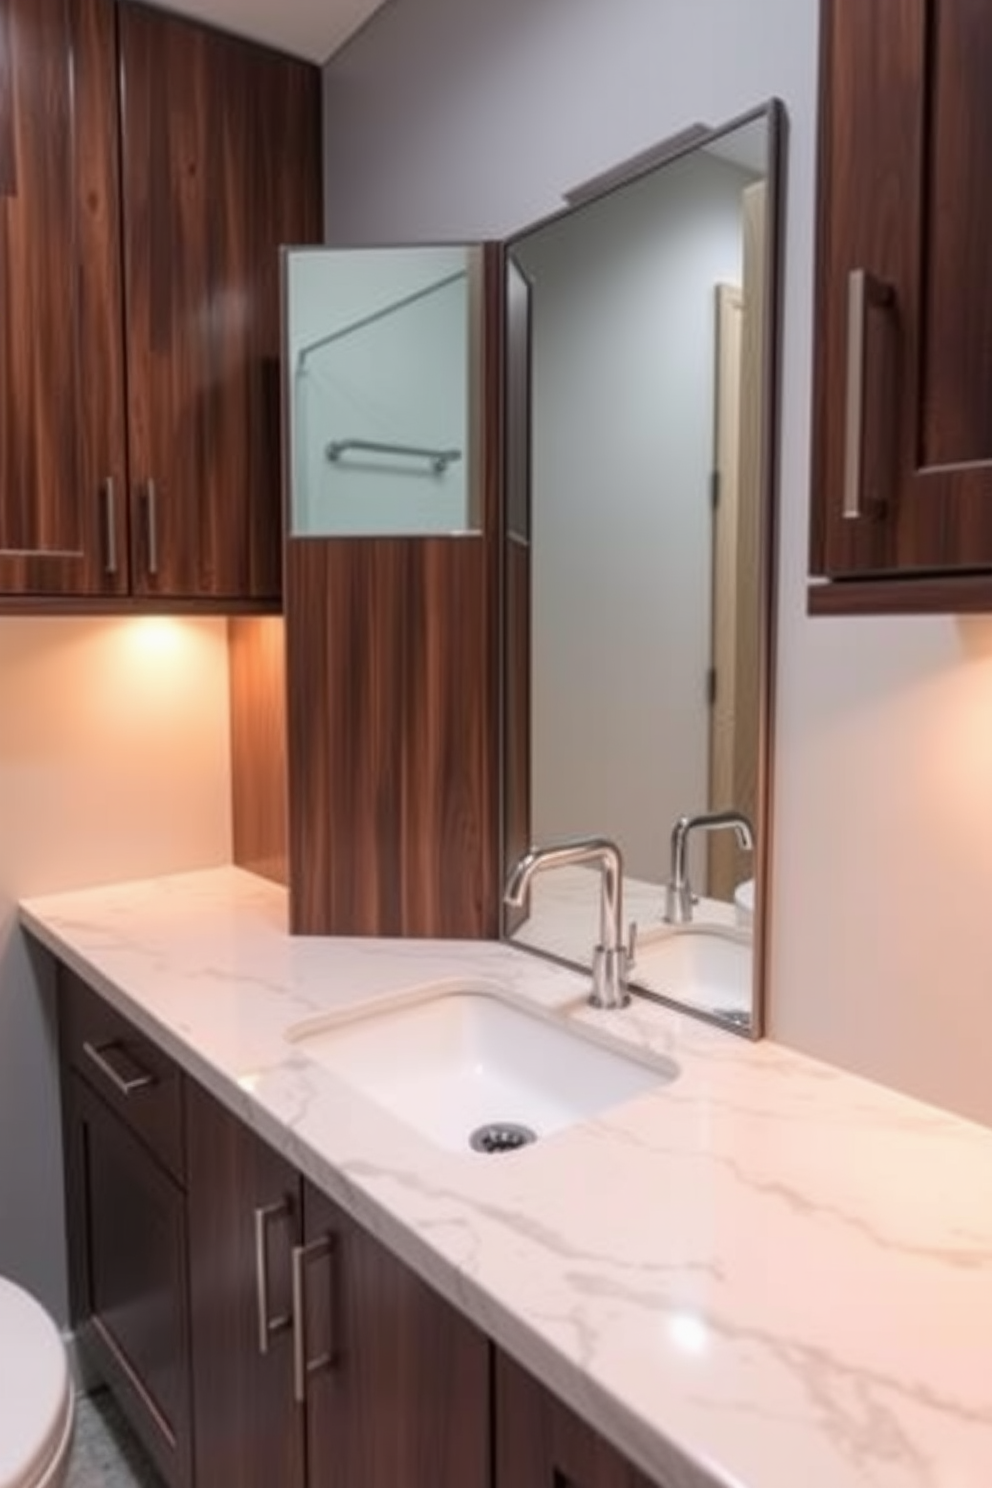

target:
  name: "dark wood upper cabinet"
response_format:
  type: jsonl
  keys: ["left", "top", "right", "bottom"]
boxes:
{"left": 119, "top": 4, "right": 321, "bottom": 602}
{"left": 0, "top": 0, "right": 321, "bottom": 606}
{"left": 810, "top": 0, "right": 992, "bottom": 613}
{"left": 0, "top": 0, "right": 128, "bottom": 597}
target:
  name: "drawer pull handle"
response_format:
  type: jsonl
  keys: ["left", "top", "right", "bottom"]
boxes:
{"left": 144, "top": 479, "right": 159, "bottom": 576}
{"left": 291, "top": 1236, "right": 334, "bottom": 1403}
{"left": 82, "top": 1040, "right": 156, "bottom": 1098}
{"left": 843, "top": 267, "right": 895, "bottom": 521}
{"left": 101, "top": 478, "right": 118, "bottom": 576}
{"left": 254, "top": 1199, "right": 293, "bottom": 1355}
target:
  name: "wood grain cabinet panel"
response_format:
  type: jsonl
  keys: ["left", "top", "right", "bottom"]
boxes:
{"left": 62, "top": 1072, "right": 193, "bottom": 1488}
{"left": 119, "top": 5, "right": 321, "bottom": 602}
{"left": 0, "top": 0, "right": 321, "bottom": 605}
{"left": 186, "top": 1082, "right": 305, "bottom": 1488}
{"left": 810, "top": 0, "right": 992, "bottom": 611}
{"left": 495, "top": 1352, "right": 663, "bottom": 1488}
{"left": 0, "top": 0, "right": 128, "bottom": 596}
{"left": 285, "top": 246, "right": 503, "bottom": 940}
{"left": 303, "top": 1182, "right": 492, "bottom": 1488}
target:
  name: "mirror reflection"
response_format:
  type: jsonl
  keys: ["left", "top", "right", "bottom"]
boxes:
{"left": 284, "top": 244, "right": 483, "bottom": 537}
{"left": 502, "top": 105, "right": 782, "bottom": 1034}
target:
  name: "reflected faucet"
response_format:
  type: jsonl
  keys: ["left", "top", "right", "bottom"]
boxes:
{"left": 664, "top": 810, "right": 754, "bottom": 925}
{"left": 504, "top": 837, "right": 634, "bottom": 1010}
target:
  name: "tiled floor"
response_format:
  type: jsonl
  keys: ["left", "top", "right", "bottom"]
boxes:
{"left": 67, "top": 1390, "right": 163, "bottom": 1488}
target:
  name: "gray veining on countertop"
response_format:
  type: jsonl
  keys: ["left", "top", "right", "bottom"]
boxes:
{"left": 21, "top": 866, "right": 992, "bottom": 1488}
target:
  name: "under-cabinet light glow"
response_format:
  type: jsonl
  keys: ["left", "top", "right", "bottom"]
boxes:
{"left": 123, "top": 616, "right": 186, "bottom": 659}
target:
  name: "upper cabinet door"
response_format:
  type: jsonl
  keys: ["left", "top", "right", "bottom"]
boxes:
{"left": 119, "top": 4, "right": 322, "bottom": 601}
{"left": 810, "top": 0, "right": 992, "bottom": 602}
{"left": 0, "top": 0, "right": 128, "bottom": 596}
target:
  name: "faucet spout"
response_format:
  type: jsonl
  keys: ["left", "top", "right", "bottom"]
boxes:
{"left": 505, "top": 837, "right": 632, "bottom": 1010}
{"left": 664, "top": 810, "right": 754, "bottom": 925}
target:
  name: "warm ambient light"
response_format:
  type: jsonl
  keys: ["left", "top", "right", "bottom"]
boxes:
{"left": 667, "top": 1312, "right": 710, "bottom": 1357}
{"left": 123, "top": 616, "right": 187, "bottom": 658}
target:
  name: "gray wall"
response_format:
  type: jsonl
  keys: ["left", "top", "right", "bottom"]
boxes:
{"left": 323, "top": 0, "right": 992, "bottom": 1125}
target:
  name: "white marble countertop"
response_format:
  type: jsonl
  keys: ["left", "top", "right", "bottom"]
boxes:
{"left": 20, "top": 866, "right": 992, "bottom": 1488}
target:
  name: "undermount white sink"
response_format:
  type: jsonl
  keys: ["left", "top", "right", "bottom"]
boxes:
{"left": 632, "top": 925, "right": 752, "bottom": 1017}
{"left": 287, "top": 981, "right": 677, "bottom": 1154}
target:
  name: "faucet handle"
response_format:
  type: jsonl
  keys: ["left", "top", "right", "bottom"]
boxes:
{"left": 626, "top": 920, "right": 638, "bottom": 971}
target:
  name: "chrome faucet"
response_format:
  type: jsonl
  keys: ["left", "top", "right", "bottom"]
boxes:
{"left": 504, "top": 837, "right": 634, "bottom": 1010}
{"left": 664, "top": 810, "right": 754, "bottom": 925}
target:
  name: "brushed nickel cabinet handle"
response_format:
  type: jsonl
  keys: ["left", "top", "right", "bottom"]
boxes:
{"left": 291, "top": 1236, "right": 334, "bottom": 1403}
{"left": 101, "top": 478, "right": 118, "bottom": 576}
{"left": 843, "top": 268, "right": 894, "bottom": 521}
{"left": 254, "top": 1199, "right": 293, "bottom": 1355}
{"left": 82, "top": 1040, "right": 156, "bottom": 1098}
{"left": 143, "top": 479, "right": 159, "bottom": 575}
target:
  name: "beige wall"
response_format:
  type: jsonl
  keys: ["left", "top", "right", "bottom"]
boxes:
{"left": 771, "top": 612, "right": 992, "bottom": 1122}
{"left": 0, "top": 617, "right": 233, "bottom": 1317}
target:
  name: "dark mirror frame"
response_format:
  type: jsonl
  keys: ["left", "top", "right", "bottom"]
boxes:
{"left": 499, "top": 99, "right": 786, "bottom": 1039}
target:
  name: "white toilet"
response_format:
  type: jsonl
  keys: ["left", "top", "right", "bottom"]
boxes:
{"left": 0, "top": 1279, "right": 74, "bottom": 1488}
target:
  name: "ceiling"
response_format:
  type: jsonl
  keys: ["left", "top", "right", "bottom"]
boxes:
{"left": 155, "top": 0, "right": 390, "bottom": 64}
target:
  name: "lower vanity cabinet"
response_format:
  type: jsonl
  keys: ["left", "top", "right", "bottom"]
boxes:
{"left": 59, "top": 971, "right": 193, "bottom": 1488}
{"left": 302, "top": 1182, "right": 491, "bottom": 1488}
{"left": 185, "top": 1080, "right": 491, "bottom": 1488}
{"left": 58, "top": 966, "right": 663, "bottom": 1488}
{"left": 185, "top": 1081, "right": 305, "bottom": 1488}
{"left": 495, "top": 1351, "right": 661, "bottom": 1488}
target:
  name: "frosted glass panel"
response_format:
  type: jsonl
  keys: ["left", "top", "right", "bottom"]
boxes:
{"left": 285, "top": 245, "right": 482, "bottom": 537}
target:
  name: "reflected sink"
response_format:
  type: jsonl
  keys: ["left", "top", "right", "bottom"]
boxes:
{"left": 287, "top": 982, "right": 677, "bottom": 1154}
{"left": 632, "top": 925, "right": 751, "bottom": 1017}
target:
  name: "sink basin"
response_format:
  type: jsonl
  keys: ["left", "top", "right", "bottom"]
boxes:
{"left": 287, "top": 982, "right": 676, "bottom": 1154}
{"left": 631, "top": 925, "right": 751, "bottom": 1018}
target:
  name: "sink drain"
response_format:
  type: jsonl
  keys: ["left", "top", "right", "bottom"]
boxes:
{"left": 468, "top": 1121, "right": 537, "bottom": 1155}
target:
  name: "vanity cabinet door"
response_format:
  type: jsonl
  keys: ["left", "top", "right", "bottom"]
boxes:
{"left": 810, "top": 0, "right": 992, "bottom": 612}
{"left": 302, "top": 1181, "right": 491, "bottom": 1488}
{"left": 62, "top": 1072, "right": 193, "bottom": 1488}
{"left": 118, "top": 3, "right": 321, "bottom": 602}
{"left": 0, "top": 0, "right": 128, "bottom": 597}
{"left": 186, "top": 1082, "right": 305, "bottom": 1488}
{"left": 495, "top": 1351, "right": 662, "bottom": 1488}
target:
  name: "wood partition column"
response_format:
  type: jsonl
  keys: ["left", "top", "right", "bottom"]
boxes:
{"left": 229, "top": 616, "right": 289, "bottom": 886}
{"left": 284, "top": 249, "right": 503, "bottom": 939}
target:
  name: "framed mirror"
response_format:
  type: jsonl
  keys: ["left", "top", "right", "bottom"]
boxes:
{"left": 501, "top": 102, "right": 784, "bottom": 1036}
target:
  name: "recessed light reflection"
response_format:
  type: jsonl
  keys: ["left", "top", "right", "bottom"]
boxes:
{"left": 667, "top": 1312, "right": 709, "bottom": 1357}
{"left": 237, "top": 1072, "right": 261, "bottom": 1093}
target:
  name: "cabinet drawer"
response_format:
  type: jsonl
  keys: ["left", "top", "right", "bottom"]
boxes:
{"left": 59, "top": 967, "right": 185, "bottom": 1184}
{"left": 64, "top": 1072, "right": 192, "bottom": 1488}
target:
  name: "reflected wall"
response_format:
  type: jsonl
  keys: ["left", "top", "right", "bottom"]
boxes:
{"left": 502, "top": 107, "right": 782, "bottom": 1035}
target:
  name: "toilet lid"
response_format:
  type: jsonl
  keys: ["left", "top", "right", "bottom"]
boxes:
{"left": 0, "top": 1280, "right": 73, "bottom": 1488}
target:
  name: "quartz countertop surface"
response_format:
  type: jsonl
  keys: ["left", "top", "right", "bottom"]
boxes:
{"left": 20, "top": 866, "right": 992, "bottom": 1488}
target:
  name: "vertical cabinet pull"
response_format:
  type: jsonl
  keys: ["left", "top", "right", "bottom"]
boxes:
{"left": 143, "top": 479, "right": 159, "bottom": 575}
{"left": 101, "top": 478, "right": 118, "bottom": 575}
{"left": 843, "top": 268, "right": 894, "bottom": 521}
{"left": 254, "top": 1199, "right": 293, "bottom": 1355}
{"left": 291, "top": 1236, "right": 335, "bottom": 1403}
{"left": 82, "top": 1040, "right": 155, "bottom": 1098}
